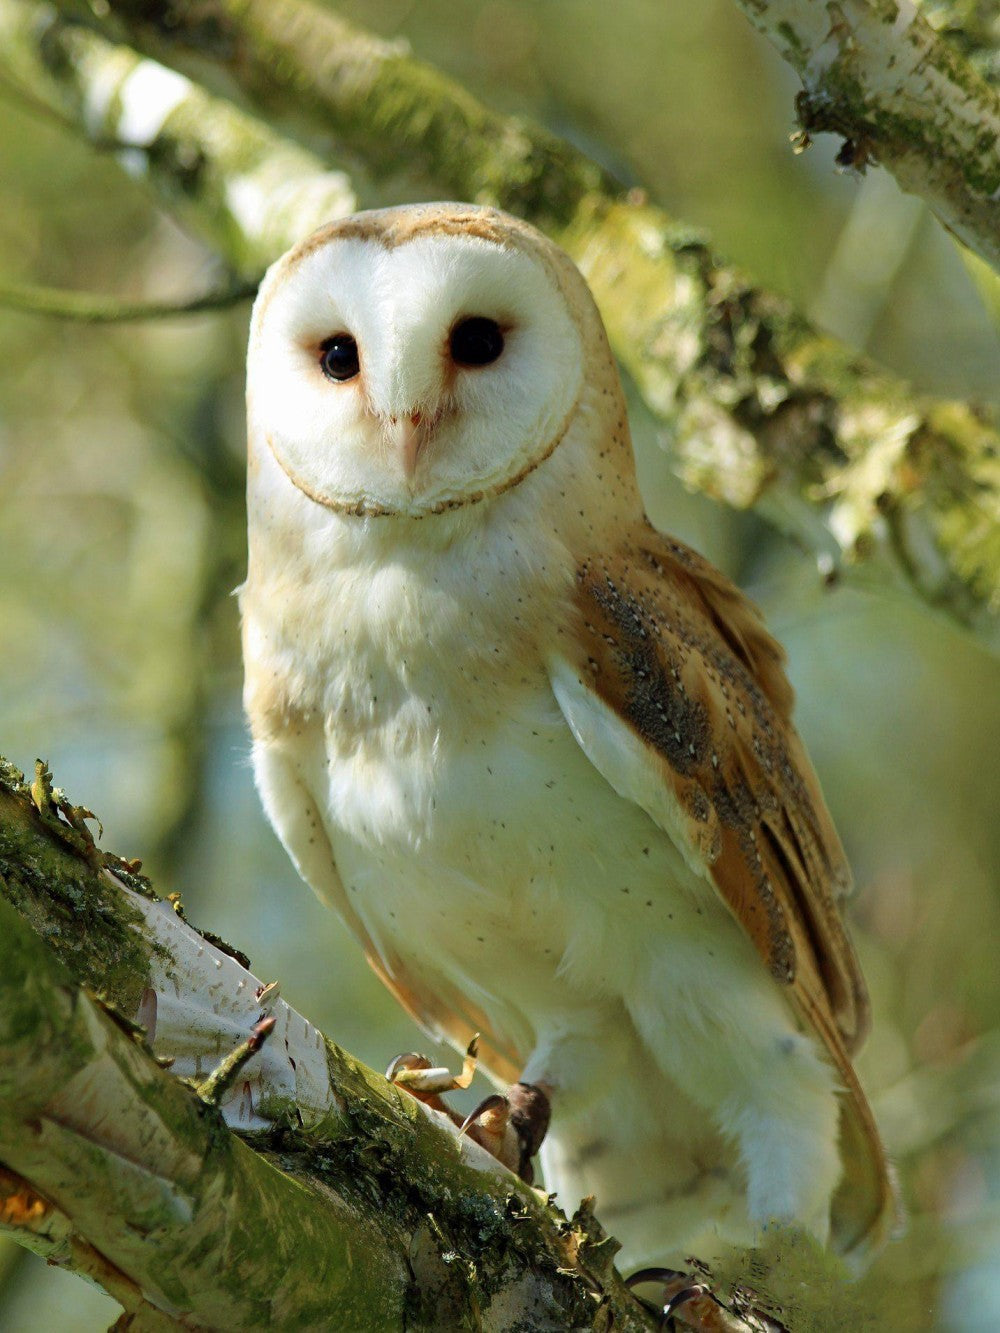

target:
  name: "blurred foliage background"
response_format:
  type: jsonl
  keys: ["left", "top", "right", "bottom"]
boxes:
{"left": 1, "top": 1, "right": 998, "bottom": 1327}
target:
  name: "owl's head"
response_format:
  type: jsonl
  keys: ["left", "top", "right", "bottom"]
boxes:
{"left": 247, "top": 204, "right": 611, "bottom": 519}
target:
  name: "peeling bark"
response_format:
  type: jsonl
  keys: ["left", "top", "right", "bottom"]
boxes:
{"left": 732, "top": 0, "right": 1000, "bottom": 269}
{"left": 0, "top": 760, "right": 665, "bottom": 1330}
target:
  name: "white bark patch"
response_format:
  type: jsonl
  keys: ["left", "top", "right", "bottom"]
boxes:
{"left": 116, "top": 60, "right": 191, "bottom": 146}
{"left": 127, "top": 889, "right": 336, "bottom": 1130}
{"left": 109, "top": 872, "right": 512, "bottom": 1178}
{"left": 733, "top": 0, "right": 1000, "bottom": 270}
{"left": 891, "top": 1, "right": 918, "bottom": 41}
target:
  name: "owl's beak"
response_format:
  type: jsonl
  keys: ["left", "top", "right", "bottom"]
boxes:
{"left": 388, "top": 412, "right": 426, "bottom": 482}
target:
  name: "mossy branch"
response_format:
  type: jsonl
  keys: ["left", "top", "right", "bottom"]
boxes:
{"left": 0, "top": 896, "right": 410, "bottom": 1328}
{"left": 916, "top": 0, "right": 1000, "bottom": 85}
{"left": 731, "top": 0, "right": 1000, "bottom": 271}
{"left": 4, "top": 0, "right": 998, "bottom": 644}
{"left": 0, "top": 758, "right": 668, "bottom": 1330}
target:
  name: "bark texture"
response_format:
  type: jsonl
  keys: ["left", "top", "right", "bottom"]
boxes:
{"left": 733, "top": 0, "right": 1000, "bottom": 270}
{"left": 0, "top": 759, "right": 666, "bottom": 1330}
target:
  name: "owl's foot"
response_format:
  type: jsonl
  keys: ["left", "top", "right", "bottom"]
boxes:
{"left": 625, "top": 1265, "right": 789, "bottom": 1331}
{"left": 459, "top": 1081, "right": 550, "bottom": 1184}
{"left": 386, "top": 1032, "right": 481, "bottom": 1100}
{"left": 386, "top": 1037, "right": 549, "bottom": 1183}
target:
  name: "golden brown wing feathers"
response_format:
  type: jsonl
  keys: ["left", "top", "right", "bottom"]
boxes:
{"left": 569, "top": 522, "right": 896, "bottom": 1249}
{"left": 572, "top": 523, "right": 864, "bottom": 1042}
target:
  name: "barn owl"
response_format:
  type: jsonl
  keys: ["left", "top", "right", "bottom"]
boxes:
{"left": 240, "top": 203, "right": 896, "bottom": 1267}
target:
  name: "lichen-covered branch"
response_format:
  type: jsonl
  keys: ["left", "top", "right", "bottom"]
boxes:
{"left": 4, "top": 0, "right": 999, "bottom": 641}
{"left": 731, "top": 0, "right": 1000, "bottom": 271}
{"left": 0, "top": 1, "right": 357, "bottom": 273}
{"left": 917, "top": 0, "right": 1000, "bottom": 85}
{"left": 0, "top": 896, "right": 412, "bottom": 1328}
{"left": 48, "top": 0, "right": 609, "bottom": 229}
{"left": 0, "top": 759, "right": 665, "bottom": 1330}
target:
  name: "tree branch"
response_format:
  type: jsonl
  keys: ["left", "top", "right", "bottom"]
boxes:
{"left": 0, "top": 274, "right": 259, "bottom": 321}
{"left": 0, "top": 1163, "right": 180, "bottom": 1328}
{"left": 732, "top": 0, "right": 1000, "bottom": 271}
{"left": 0, "top": 897, "right": 418, "bottom": 1328}
{"left": 917, "top": 0, "right": 1000, "bottom": 86}
{"left": 0, "top": 1, "right": 358, "bottom": 273}
{"left": 7, "top": 0, "right": 997, "bottom": 643}
{"left": 47, "top": 0, "right": 609, "bottom": 228}
{"left": 0, "top": 758, "right": 664, "bottom": 1330}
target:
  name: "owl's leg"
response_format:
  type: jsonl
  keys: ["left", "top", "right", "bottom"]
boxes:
{"left": 458, "top": 1081, "right": 551, "bottom": 1183}
{"left": 386, "top": 1038, "right": 548, "bottom": 1179}
{"left": 458, "top": 1007, "right": 639, "bottom": 1184}
{"left": 387, "top": 1041, "right": 550, "bottom": 1180}
{"left": 626, "top": 942, "right": 841, "bottom": 1242}
{"left": 386, "top": 1034, "right": 544, "bottom": 1173}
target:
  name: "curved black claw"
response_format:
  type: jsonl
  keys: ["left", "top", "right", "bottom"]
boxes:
{"left": 458, "top": 1093, "right": 509, "bottom": 1138}
{"left": 458, "top": 1082, "right": 551, "bottom": 1183}
{"left": 626, "top": 1265, "right": 790, "bottom": 1331}
{"left": 624, "top": 1267, "right": 690, "bottom": 1291}
{"left": 662, "top": 1284, "right": 709, "bottom": 1325}
{"left": 624, "top": 1269, "right": 710, "bottom": 1329}
{"left": 385, "top": 1051, "right": 431, "bottom": 1082}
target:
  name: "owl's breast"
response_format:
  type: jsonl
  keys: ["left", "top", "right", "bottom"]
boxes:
{"left": 317, "top": 670, "right": 721, "bottom": 1040}
{"left": 321, "top": 669, "right": 566, "bottom": 855}
{"left": 245, "top": 524, "right": 732, "bottom": 1049}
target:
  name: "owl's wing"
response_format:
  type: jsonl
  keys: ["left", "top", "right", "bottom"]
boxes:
{"left": 548, "top": 523, "right": 896, "bottom": 1254}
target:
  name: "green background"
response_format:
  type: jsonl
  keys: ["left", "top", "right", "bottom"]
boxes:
{"left": 1, "top": 1, "right": 998, "bottom": 1327}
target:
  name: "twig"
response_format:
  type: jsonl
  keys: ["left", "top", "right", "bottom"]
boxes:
{"left": 0, "top": 274, "right": 259, "bottom": 321}
{"left": 196, "top": 1016, "right": 276, "bottom": 1106}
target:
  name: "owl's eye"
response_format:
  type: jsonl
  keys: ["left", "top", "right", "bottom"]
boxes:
{"left": 319, "top": 334, "right": 360, "bottom": 382}
{"left": 450, "top": 317, "right": 504, "bottom": 367}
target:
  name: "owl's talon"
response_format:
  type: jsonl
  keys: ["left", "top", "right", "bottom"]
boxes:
{"left": 387, "top": 1033, "right": 480, "bottom": 1095}
{"left": 458, "top": 1092, "right": 506, "bottom": 1137}
{"left": 662, "top": 1284, "right": 709, "bottom": 1323}
{"left": 385, "top": 1051, "right": 430, "bottom": 1083}
{"left": 625, "top": 1267, "right": 691, "bottom": 1326}
{"left": 625, "top": 1265, "right": 785, "bottom": 1331}
{"left": 625, "top": 1268, "right": 689, "bottom": 1294}
{"left": 459, "top": 1081, "right": 550, "bottom": 1183}
{"left": 388, "top": 1043, "right": 550, "bottom": 1183}
{"left": 456, "top": 1091, "right": 520, "bottom": 1175}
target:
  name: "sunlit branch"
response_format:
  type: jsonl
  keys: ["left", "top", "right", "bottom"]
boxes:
{"left": 731, "top": 0, "right": 1000, "bottom": 271}
{"left": 3, "top": 0, "right": 998, "bottom": 642}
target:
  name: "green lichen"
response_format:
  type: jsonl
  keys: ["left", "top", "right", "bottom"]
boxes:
{"left": 0, "top": 757, "right": 159, "bottom": 1017}
{"left": 775, "top": 20, "right": 805, "bottom": 62}
{"left": 234, "top": 1037, "right": 645, "bottom": 1327}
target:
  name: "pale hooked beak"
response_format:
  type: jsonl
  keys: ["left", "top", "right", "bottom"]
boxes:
{"left": 388, "top": 412, "right": 426, "bottom": 482}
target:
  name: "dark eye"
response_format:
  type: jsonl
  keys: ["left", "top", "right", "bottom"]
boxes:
{"left": 319, "top": 333, "right": 360, "bottom": 381}
{"left": 450, "top": 316, "right": 504, "bottom": 367}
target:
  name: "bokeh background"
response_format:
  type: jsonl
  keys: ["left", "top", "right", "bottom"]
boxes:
{"left": 1, "top": 1, "right": 998, "bottom": 1327}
